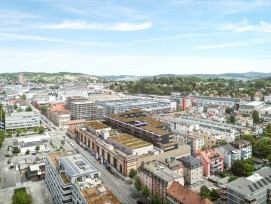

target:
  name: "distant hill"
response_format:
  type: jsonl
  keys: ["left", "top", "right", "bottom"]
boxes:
{"left": 0, "top": 72, "right": 100, "bottom": 83}
{"left": 101, "top": 72, "right": 271, "bottom": 81}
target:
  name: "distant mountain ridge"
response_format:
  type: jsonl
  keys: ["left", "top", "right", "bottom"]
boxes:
{"left": 101, "top": 72, "right": 271, "bottom": 81}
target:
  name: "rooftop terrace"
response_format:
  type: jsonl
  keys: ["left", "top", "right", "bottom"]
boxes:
{"left": 81, "top": 184, "right": 122, "bottom": 204}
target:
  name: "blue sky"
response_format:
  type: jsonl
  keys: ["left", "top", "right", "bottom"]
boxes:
{"left": 0, "top": 0, "right": 271, "bottom": 75}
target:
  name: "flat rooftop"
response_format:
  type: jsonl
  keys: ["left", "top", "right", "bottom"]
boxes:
{"left": 86, "top": 120, "right": 110, "bottom": 130}
{"left": 48, "top": 151, "right": 69, "bottom": 168}
{"left": 58, "top": 154, "right": 99, "bottom": 177}
{"left": 81, "top": 184, "right": 122, "bottom": 204}
{"left": 109, "top": 133, "right": 152, "bottom": 149}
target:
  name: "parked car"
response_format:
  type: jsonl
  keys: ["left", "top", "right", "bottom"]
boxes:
{"left": 7, "top": 159, "right": 11, "bottom": 164}
{"left": 15, "top": 165, "right": 19, "bottom": 172}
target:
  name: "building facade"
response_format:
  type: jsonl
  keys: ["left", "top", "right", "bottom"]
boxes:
{"left": 5, "top": 111, "right": 40, "bottom": 130}
{"left": 196, "top": 148, "right": 224, "bottom": 177}
{"left": 177, "top": 156, "right": 203, "bottom": 185}
{"left": 227, "top": 167, "right": 271, "bottom": 204}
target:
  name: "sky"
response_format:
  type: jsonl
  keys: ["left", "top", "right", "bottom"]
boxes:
{"left": 0, "top": 0, "right": 271, "bottom": 76}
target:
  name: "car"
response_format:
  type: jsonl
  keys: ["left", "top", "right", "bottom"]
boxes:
{"left": 137, "top": 201, "right": 143, "bottom": 204}
{"left": 7, "top": 159, "right": 11, "bottom": 164}
{"left": 15, "top": 165, "right": 19, "bottom": 172}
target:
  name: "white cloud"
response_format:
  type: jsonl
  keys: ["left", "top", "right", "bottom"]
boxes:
{"left": 220, "top": 19, "right": 271, "bottom": 32}
{"left": 0, "top": 33, "right": 114, "bottom": 47}
{"left": 223, "top": 0, "right": 269, "bottom": 14}
{"left": 39, "top": 20, "right": 152, "bottom": 31}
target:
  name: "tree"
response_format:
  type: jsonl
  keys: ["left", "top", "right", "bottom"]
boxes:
{"left": 227, "top": 115, "right": 236, "bottom": 124}
{"left": 12, "top": 147, "right": 21, "bottom": 155}
{"left": 12, "top": 188, "right": 32, "bottom": 204}
{"left": 38, "top": 126, "right": 45, "bottom": 134}
{"left": 14, "top": 104, "right": 18, "bottom": 110}
{"left": 142, "top": 186, "right": 150, "bottom": 198}
{"left": 225, "top": 107, "right": 233, "bottom": 114}
{"left": 35, "top": 145, "right": 40, "bottom": 152}
{"left": 254, "top": 137, "right": 271, "bottom": 157}
{"left": 34, "top": 127, "right": 39, "bottom": 133}
{"left": 22, "top": 128, "right": 27, "bottom": 135}
{"left": 231, "top": 160, "right": 254, "bottom": 177}
{"left": 210, "top": 189, "right": 220, "bottom": 201}
{"left": 264, "top": 123, "right": 271, "bottom": 137}
{"left": 6, "top": 130, "right": 13, "bottom": 136}
{"left": 151, "top": 194, "right": 162, "bottom": 204}
{"left": 200, "top": 185, "right": 211, "bottom": 199}
{"left": 21, "top": 94, "right": 26, "bottom": 100}
{"left": 267, "top": 155, "right": 271, "bottom": 163}
{"left": 252, "top": 110, "right": 260, "bottom": 124}
{"left": 134, "top": 177, "right": 142, "bottom": 197}
{"left": 129, "top": 169, "right": 137, "bottom": 179}
{"left": 221, "top": 140, "right": 227, "bottom": 145}
{"left": 16, "top": 129, "right": 22, "bottom": 136}
{"left": 25, "top": 149, "right": 30, "bottom": 155}
{"left": 25, "top": 106, "right": 32, "bottom": 112}
{"left": 40, "top": 105, "right": 49, "bottom": 115}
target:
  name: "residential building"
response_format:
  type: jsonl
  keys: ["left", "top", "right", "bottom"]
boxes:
{"left": 167, "top": 180, "right": 213, "bottom": 204}
{"left": 5, "top": 111, "right": 40, "bottom": 130}
{"left": 27, "top": 163, "right": 45, "bottom": 181}
{"left": 47, "top": 103, "right": 71, "bottom": 128}
{"left": 159, "top": 116, "right": 244, "bottom": 142}
{"left": 66, "top": 96, "right": 104, "bottom": 120}
{"left": 227, "top": 167, "right": 271, "bottom": 204}
{"left": 177, "top": 156, "right": 203, "bottom": 185}
{"left": 139, "top": 161, "right": 184, "bottom": 203}
{"left": 105, "top": 109, "right": 177, "bottom": 152}
{"left": 196, "top": 149, "right": 224, "bottom": 177}
{"left": 62, "top": 119, "right": 86, "bottom": 131}
{"left": 45, "top": 152, "right": 120, "bottom": 204}
{"left": 264, "top": 95, "right": 271, "bottom": 104}
{"left": 218, "top": 144, "right": 238, "bottom": 168}
{"left": 230, "top": 140, "right": 252, "bottom": 160}
{"left": 173, "top": 131, "right": 205, "bottom": 155}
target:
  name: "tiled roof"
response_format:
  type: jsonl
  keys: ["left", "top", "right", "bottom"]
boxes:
{"left": 167, "top": 181, "right": 213, "bottom": 204}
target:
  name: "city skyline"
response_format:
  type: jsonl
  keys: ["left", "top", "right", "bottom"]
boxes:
{"left": 0, "top": 0, "right": 271, "bottom": 75}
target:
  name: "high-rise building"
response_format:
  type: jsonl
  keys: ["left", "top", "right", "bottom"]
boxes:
{"left": 66, "top": 96, "right": 104, "bottom": 121}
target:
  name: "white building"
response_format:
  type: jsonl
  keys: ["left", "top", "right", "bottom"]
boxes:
{"left": 264, "top": 95, "right": 271, "bottom": 103}
{"left": 5, "top": 111, "right": 40, "bottom": 130}
{"left": 45, "top": 152, "right": 112, "bottom": 204}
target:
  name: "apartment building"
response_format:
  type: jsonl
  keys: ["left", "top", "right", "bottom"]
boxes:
{"left": 66, "top": 96, "right": 104, "bottom": 120}
{"left": 105, "top": 109, "right": 177, "bottom": 152}
{"left": 196, "top": 148, "right": 224, "bottom": 177}
{"left": 45, "top": 152, "right": 120, "bottom": 204}
{"left": 227, "top": 167, "right": 271, "bottom": 204}
{"left": 167, "top": 181, "right": 213, "bottom": 204}
{"left": 219, "top": 140, "right": 253, "bottom": 169}
{"left": 230, "top": 140, "right": 252, "bottom": 160}
{"left": 177, "top": 156, "right": 203, "bottom": 185}
{"left": 159, "top": 116, "right": 244, "bottom": 142}
{"left": 5, "top": 111, "right": 40, "bottom": 130}
{"left": 47, "top": 103, "right": 71, "bottom": 128}
{"left": 139, "top": 161, "right": 184, "bottom": 203}
{"left": 173, "top": 131, "right": 205, "bottom": 155}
